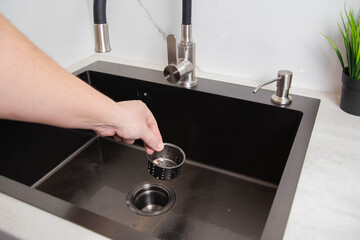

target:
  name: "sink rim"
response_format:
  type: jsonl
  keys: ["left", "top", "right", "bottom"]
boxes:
{"left": 0, "top": 61, "right": 320, "bottom": 240}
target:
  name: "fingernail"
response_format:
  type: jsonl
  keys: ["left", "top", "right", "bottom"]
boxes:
{"left": 157, "top": 142, "right": 164, "bottom": 151}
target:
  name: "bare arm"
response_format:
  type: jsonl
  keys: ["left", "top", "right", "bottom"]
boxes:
{"left": 0, "top": 14, "right": 163, "bottom": 154}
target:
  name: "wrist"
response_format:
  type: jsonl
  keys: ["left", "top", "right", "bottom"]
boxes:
{"left": 87, "top": 98, "right": 121, "bottom": 135}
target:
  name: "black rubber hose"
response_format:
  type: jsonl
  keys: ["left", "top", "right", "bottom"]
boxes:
{"left": 94, "top": 0, "right": 107, "bottom": 24}
{"left": 182, "top": 0, "right": 191, "bottom": 25}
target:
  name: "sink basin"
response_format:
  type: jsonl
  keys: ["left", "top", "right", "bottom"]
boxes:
{"left": 37, "top": 138, "right": 277, "bottom": 239}
{"left": 0, "top": 61, "right": 320, "bottom": 240}
{"left": 0, "top": 120, "right": 94, "bottom": 186}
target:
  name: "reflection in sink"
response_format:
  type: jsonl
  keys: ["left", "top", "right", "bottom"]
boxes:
{"left": 0, "top": 61, "right": 320, "bottom": 240}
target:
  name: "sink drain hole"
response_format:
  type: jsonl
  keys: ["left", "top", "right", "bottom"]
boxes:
{"left": 126, "top": 182, "right": 175, "bottom": 216}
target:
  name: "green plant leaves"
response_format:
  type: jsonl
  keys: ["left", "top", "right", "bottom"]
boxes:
{"left": 322, "top": 33, "right": 345, "bottom": 71}
{"left": 322, "top": 6, "right": 360, "bottom": 80}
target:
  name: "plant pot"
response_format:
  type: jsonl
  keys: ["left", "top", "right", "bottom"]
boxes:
{"left": 340, "top": 70, "right": 360, "bottom": 116}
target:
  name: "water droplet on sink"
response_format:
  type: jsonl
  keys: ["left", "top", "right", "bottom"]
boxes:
{"left": 132, "top": 223, "right": 137, "bottom": 228}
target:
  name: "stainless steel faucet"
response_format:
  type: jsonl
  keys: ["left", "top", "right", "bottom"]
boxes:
{"left": 94, "top": 0, "right": 111, "bottom": 53}
{"left": 163, "top": 0, "right": 197, "bottom": 88}
{"left": 253, "top": 70, "right": 293, "bottom": 105}
{"left": 164, "top": 26, "right": 197, "bottom": 88}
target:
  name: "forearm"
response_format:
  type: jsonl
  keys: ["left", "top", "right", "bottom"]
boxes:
{"left": 0, "top": 14, "right": 163, "bottom": 153}
{"left": 0, "top": 14, "right": 117, "bottom": 131}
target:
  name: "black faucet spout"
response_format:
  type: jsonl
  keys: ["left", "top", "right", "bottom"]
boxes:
{"left": 182, "top": 0, "right": 192, "bottom": 25}
{"left": 94, "top": 0, "right": 107, "bottom": 24}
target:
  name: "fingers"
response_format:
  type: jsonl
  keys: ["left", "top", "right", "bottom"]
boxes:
{"left": 142, "top": 126, "right": 163, "bottom": 152}
{"left": 143, "top": 107, "right": 164, "bottom": 153}
{"left": 106, "top": 100, "right": 164, "bottom": 153}
{"left": 145, "top": 107, "right": 163, "bottom": 142}
{"left": 145, "top": 144, "right": 155, "bottom": 155}
{"left": 113, "top": 135, "right": 135, "bottom": 145}
{"left": 113, "top": 135, "right": 122, "bottom": 141}
{"left": 123, "top": 139, "right": 135, "bottom": 145}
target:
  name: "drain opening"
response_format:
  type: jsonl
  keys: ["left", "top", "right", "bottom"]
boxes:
{"left": 126, "top": 182, "right": 176, "bottom": 216}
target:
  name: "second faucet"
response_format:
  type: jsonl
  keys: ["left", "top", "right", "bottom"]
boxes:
{"left": 163, "top": 0, "right": 197, "bottom": 88}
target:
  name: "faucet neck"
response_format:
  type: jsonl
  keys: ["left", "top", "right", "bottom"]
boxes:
{"left": 180, "top": 24, "right": 193, "bottom": 45}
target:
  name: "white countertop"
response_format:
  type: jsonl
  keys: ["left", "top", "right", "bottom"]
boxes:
{"left": 283, "top": 88, "right": 360, "bottom": 239}
{"left": 1, "top": 55, "right": 359, "bottom": 240}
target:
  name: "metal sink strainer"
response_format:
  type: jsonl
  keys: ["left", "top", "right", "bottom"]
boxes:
{"left": 147, "top": 143, "right": 186, "bottom": 180}
{"left": 126, "top": 182, "right": 176, "bottom": 216}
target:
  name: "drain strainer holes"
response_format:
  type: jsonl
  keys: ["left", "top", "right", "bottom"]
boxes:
{"left": 126, "top": 182, "right": 176, "bottom": 216}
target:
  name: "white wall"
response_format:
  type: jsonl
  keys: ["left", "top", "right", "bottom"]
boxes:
{"left": 1, "top": 0, "right": 360, "bottom": 93}
{"left": 103, "top": 0, "right": 360, "bottom": 93}
{"left": 0, "top": 0, "right": 93, "bottom": 68}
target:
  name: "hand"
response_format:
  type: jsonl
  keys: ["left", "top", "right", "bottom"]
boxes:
{"left": 94, "top": 100, "right": 164, "bottom": 155}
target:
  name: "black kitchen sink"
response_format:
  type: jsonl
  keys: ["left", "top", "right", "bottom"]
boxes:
{"left": 0, "top": 120, "right": 94, "bottom": 186}
{"left": 0, "top": 61, "right": 320, "bottom": 240}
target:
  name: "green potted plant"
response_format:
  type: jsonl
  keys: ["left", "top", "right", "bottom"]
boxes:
{"left": 322, "top": 6, "right": 360, "bottom": 116}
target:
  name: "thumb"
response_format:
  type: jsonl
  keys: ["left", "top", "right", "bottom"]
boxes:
{"left": 142, "top": 128, "right": 164, "bottom": 153}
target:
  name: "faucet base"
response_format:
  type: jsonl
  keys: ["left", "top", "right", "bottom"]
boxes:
{"left": 271, "top": 94, "right": 292, "bottom": 105}
{"left": 178, "top": 71, "right": 198, "bottom": 88}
